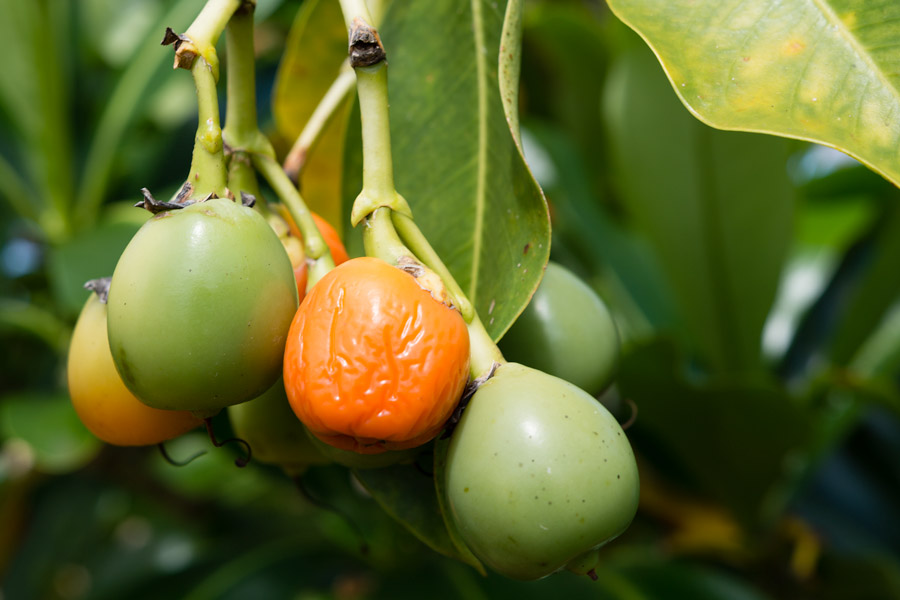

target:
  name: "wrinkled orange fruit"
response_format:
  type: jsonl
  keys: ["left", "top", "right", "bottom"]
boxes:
{"left": 283, "top": 257, "right": 470, "bottom": 453}
{"left": 68, "top": 294, "right": 201, "bottom": 446}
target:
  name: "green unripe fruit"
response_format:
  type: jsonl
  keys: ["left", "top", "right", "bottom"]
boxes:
{"left": 228, "top": 378, "right": 330, "bottom": 474}
{"left": 444, "top": 363, "right": 639, "bottom": 580}
{"left": 108, "top": 198, "right": 299, "bottom": 413}
{"left": 499, "top": 262, "right": 619, "bottom": 396}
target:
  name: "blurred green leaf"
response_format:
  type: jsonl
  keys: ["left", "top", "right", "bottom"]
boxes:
{"left": 606, "top": 0, "right": 900, "bottom": 188}
{"left": 343, "top": 0, "right": 550, "bottom": 340}
{"left": 523, "top": 121, "right": 679, "bottom": 337}
{"left": 0, "top": 393, "right": 100, "bottom": 474}
{"left": 828, "top": 203, "right": 900, "bottom": 365}
{"left": 604, "top": 45, "right": 793, "bottom": 374}
{"left": 521, "top": 2, "right": 611, "bottom": 198}
{"left": 817, "top": 552, "right": 900, "bottom": 600}
{"left": 46, "top": 211, "right": 145, "bottom": 318}
{"left": 618, "top": 339, "right": 810, "bottom": 525}
{"left": 353, "top": 456, "right": 483, "bottom": 572}
{"left": 604, "top": 559, "right": 771, "bottom": 600}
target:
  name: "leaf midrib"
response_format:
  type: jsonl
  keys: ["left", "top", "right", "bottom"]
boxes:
{"left": 469, "top": 0, "right": 488, "bottom": 306}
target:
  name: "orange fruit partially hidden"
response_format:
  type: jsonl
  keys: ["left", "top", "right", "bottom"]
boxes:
{"left": 68, "top": 294, "right": 201, "bottom": 446}
{"left": 283, "top": 257, "right": 470, "bottom": 453}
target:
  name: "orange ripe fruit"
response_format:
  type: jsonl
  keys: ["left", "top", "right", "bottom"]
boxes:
{"left": 68, "top": 294, "right": 201, "bottom": 446}
{"left": 283, "top": 257, "right": 470, "bottom": 453}
{"left": 276, "top": 205, "right": 350, "bottom": 266}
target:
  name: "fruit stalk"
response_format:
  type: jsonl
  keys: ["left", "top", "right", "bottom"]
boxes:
{"left": 223, "top": 4, "right": 270, "bottom": 155}
{"left": 339, "top": 0, "right": 503, "bottom": 380}
{"left": 283, "top": 67, "right": 356, "bottom": 183}
{"left": 223, "top": 3, "right": 265, "bottom": 203}
{"left": 186, "top": 58, "right": 229, "bottom": 199}
{"left": 252, "top": 154, "right": 336, "bottom": 286}
{"left": 182, "top": 0, "right": 244, "bottom": 75}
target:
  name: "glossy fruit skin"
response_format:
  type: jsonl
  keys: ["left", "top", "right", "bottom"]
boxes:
{"left": 283, "top": 257, "right": 470, "bottom": 454}
{"left": 228, "top": 377, "right": 330, "bottom": 473}
{"left": 499, "top": 262, "right": 619, "bottom": 396}
{"left": 108, "top": 198, "right": 299, "bottom": 412}
{"left": 444, "top": 362, "right": 639, "bottom": 580}
{"left": 68, "top": 294, "right": 200, "bottom": 446}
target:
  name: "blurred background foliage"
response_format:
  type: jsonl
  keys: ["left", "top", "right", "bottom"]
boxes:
{"left": 2, "top": 0, "right": 900, "bottom": 598}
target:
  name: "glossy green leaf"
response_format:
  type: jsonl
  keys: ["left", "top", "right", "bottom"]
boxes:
{"left": 0, "top": 393, "right": 100, "bottom": 474}
{"left": 499, "top": 0, "right": 524, "bottom": 144}
{"left": 271, "top": 0, "right": 350, "bottom": 228}
{"left": 617, "top": 339, "right": 811, "bottom": 526}
{"left": 343, "top": 0, "right": 550, "bottom": 340}
{"left": 352, "top": 458, "right": 484, "bottom": 572}
{"left": 604, "top": 45, "right": 794, "bottom": 373}
{"left": 606, "top": 0, "right": 900, "bottom": 187}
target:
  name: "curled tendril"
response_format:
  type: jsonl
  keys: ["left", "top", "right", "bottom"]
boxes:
{"left": 157, "top": 442, "right": 207, "bottom": 467}
{"left": 620, "top": 398, "right": 638, "bottom": 431}
{"left": 293, "top": 475, "right": 369, "bottom": 556}
{"left": 203, "top": 418, "right": 252, "bottom": 467}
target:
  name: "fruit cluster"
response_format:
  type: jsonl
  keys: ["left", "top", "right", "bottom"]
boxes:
{"left": 65, "top": 0, "right": 639, "bottom": 582}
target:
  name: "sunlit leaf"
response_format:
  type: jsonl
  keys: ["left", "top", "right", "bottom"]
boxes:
{"left": 344, "top": 0, "right": 551, "bottom": 340}
{"left": 606, "top": 0, "right": 900, "bottom": 187}
{"left": 271, "top": 0, "right": 350, "bottom": 229}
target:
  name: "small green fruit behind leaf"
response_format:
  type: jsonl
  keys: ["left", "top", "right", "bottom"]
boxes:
{"left": 228, "top": 378, "right": 330, "bottom": 474}
{"left": 444, "top": 362, "right": 639, "bottom": 580}
{"left": 107, "top": 198, "right": 299, "bottom": 412}
{"left": 499, "top": 262, "right": 619, "bottom": 396}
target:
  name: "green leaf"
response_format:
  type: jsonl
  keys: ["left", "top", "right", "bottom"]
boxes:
{"left": 617, "top": 338, "right": 811, "bottom": 526}
{"left": 272, "top": 0, "right": 347, "bottom": 144}
{"left": 0, "top": 393, "right": 101, "bottom": 474}
{"left": 352, "top": 457, "right": 484, "bottom": 573}
{"left": 524, "top": 121, "right": 680, "bottom": 337}
{"left": 829, "top": 202, "right": 900, "bottom": 364}
{"left": 271, "top": 0, "right": 353, "bottom": 231}
{"left": 606, "top": 0, "right": 900, "bottom": 188}
{"left": 343, "top": 0, "right": 550, "bottom": 340}
{"left": 604, "top": 45, "right": 794, "bottom": 373}
{"left": 610, "top": 560, "right": 771, "bottom": 600}
{"left": 47, "top": 211, "right": 145, "bottom": 318}
{"left": 499, "top": 0, "right": 523, "bottom": 144}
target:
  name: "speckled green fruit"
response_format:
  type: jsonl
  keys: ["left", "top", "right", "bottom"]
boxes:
{"left": 444, "top": 362, "right": 639, "bottom": 580}
{"left": 107, "top": 198, "right": 299, "bottom": 412}
{"left": 228, "top": 378, "right": 330, "bottom": 474}
{"left": 499, "top": 262, "right": 619, "bottom": 395}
